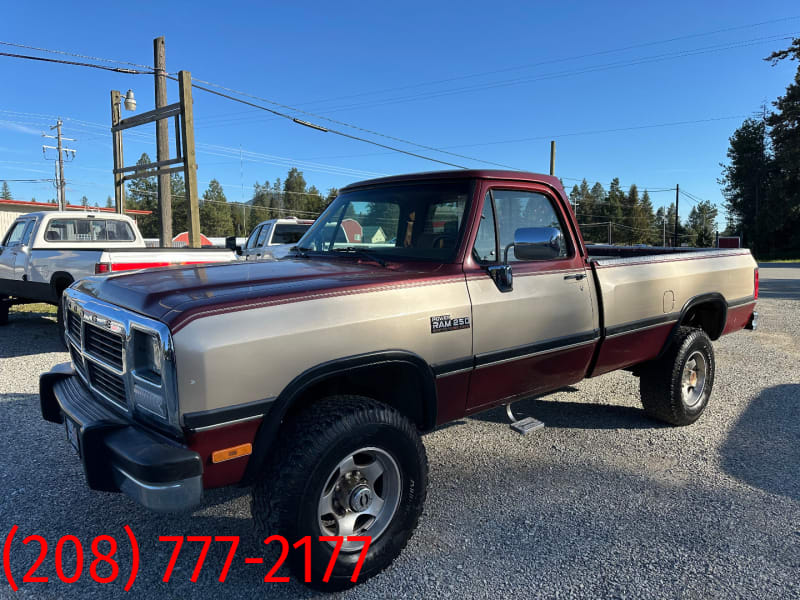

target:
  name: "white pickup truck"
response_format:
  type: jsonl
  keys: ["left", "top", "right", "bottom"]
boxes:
{"left": 0, "top": 211, "right": 235, "bottom": 326}
{"left": 232, "top": 216, "right": 314, "bottom": 260}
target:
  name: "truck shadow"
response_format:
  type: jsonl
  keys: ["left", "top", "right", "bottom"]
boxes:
{"left": 0, "top": 317, "right": 64, "bottom": 358}
{"left": 469, "top": 395, "right": 663, "bottom": 430}
{"left": 719, "top": 384, "right": 800, "bottom": 502}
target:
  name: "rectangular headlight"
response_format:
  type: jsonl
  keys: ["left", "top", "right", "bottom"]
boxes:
{"left": 133, "top": 330, "right": 163, "bottom": 383}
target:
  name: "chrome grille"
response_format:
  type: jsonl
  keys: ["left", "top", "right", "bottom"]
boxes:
{"left": 63, "top": 289, "right": 179, "bottom": 433}
{"left": 69, "top": 343, "right": 85, "bottom": 377}
{"left": 86, "top": 361, "right": 127, "bottom": 406}
{"left": 67, "top": 309, "right": 82, "bottom": 341}
{"left": 84, "top": 323, "right": 124, "bottom": 371}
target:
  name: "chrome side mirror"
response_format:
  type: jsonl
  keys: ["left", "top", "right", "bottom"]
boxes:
{"left": 488, "top": 264, "right": 513, "bottom": 292}
{"left": 508, "top": 227, "right": 563, "bottom": 261}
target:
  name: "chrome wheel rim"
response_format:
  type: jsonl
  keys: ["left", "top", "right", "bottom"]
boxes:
{"left": 681, "top": 350, "right": 707, "bottom": 408}
{"left": 317, "top": 446, "right": 401, "bottom": 552}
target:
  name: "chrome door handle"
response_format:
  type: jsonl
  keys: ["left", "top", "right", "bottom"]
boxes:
{"left": 564, "top": 273, "right": 586, "bottom": 281}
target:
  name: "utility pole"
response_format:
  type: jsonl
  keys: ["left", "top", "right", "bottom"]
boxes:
{"left": 178, "top": 71, "right": 200, "bottom": 248}
{"left": 549, "top": 141, "right": 556, "bottom": 176}
{"left": 110, "top": 91, "right": 125, "bottom": 212}
{"left": 154, "top": 36, "right": 173, "bottom": 246}
{"left": 663, "top": 218, "right": 666, "bottom": 247}
{"left": 608, "top": 222, "right": 612, "bottom": 245}
{"left": 673, "top": 184, "right": 680, "bottom": 247}
{"left": 42, "top": 119, "right": 76, "bottom": 211}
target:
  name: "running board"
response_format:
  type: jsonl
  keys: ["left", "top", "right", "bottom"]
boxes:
{"left": 505, "top": 403, "right": 545, "bottom": 435}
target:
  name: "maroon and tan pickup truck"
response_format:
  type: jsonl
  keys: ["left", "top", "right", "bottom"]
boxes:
{"left": 40, "top": 170, "right": 758, "bottom": 590}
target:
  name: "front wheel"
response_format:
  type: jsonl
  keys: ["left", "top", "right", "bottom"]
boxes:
{"left": 251, "top": 396, "right": 428, "bottom": 591}
{"left": 639, "top": 326, "right": 715, "bottom": 426}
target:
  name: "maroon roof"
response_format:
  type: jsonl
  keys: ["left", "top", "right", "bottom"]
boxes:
{"left": 341, "top": 169, "right": 564, "bottom": 191}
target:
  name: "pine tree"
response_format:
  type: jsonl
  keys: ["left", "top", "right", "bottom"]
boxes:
{"left": 687, "top": 200, "right": 718, "bottom": 247}
{"left": 200, "top": 179, "right": 234, "bottom": 236}
{"left": 126, "top": 153, "right": 158, "bottom": 237}
{"left": 638, "top": 190, "right": 657, "bottom": 245}
{"left": 105, "top": 195, "right": 113, "bottom": 209}
{"left": 623, "top": 184, "right": 640, "bottom": 244}
{"left": 763, "top": 37, "right": 800, "bottom": 256}
{"left": 719, "top": 119, "right": 771, "bottom": 254}
{"left": 80, "top": 195, "right": 89, "bottom": 207}
{"left": 1, "top": 181, "right": 12, "bottom": 200}
{"left": 170, "top": 174, "right": 187, "bottom": 235}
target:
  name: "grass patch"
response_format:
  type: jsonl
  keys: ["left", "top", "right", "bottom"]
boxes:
{"left": 9, "top": 303, "right": 57, "bottom": 316}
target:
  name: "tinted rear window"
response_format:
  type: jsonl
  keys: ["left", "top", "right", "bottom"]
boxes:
{"left": 45, "top": 219, "right": 135, "bottom": 242}
{"left": 272, "top": 224, "right": 311, "bottom": 244}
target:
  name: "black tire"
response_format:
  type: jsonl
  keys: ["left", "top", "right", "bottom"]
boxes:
{"left": 0, "top": 299, "right": 9, "bottom": 326}
{"left": 639, "top": 326, "right": 715, "bottom": 426}
{"left": 251, "top": 395, "right": 428, "bottom": 591}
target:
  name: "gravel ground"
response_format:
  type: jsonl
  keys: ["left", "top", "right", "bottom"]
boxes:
{"left": 0, "top": 265, "right": 798, "bottom": 599}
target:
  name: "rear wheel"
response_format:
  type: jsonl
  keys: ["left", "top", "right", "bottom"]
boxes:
{"left": 251, "top": 395, "right": 428, "bottom": 591}
{"left": 639, "top": 326, "right": 715, "bottom": 425}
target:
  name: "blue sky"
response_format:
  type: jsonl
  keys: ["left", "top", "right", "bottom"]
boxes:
{"left": 1, "top": 1, "right": 798, "bottom": 229}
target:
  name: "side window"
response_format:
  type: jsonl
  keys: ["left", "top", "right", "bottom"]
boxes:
{"left": 256, "top": 225, "right": 270, "bottom": 247}
{"left": 473, "top": 194, "right": 497, "bottom": 262}
{"left": 20, "top": 220, "right": 36, "bottom": 246}
{"left": 2, "top": 221, "right": 27, "bottom": 246}
{"left": 245, "top": 226, "right": 262, "bottom": 249}
{"left": 473, "top": 190, "right": 570, "bottom": 262}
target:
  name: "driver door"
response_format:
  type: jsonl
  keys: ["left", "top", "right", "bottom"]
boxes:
{"left": 0, "top": 219, "right": 30, "bottom": 286}
{"left": 465, "top": 186, "right": 598, "bottom": 411}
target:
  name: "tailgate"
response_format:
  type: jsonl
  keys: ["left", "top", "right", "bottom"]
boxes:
{"left": 100, "top": 249, "right": 236, "bottom": 272}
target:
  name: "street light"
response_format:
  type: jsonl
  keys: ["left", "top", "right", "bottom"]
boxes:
{"left": 123, "top": 89, "right": 136, "bottom": 111}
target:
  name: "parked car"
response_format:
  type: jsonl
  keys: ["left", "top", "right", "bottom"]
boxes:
{"left": 230, "top": 216, "right": 314, "bottom": 260}
{"left": 0, "top": 211, "right": 236, "bottom": 327}
{"left": 40, "top": 170, "right": 757, "bottom": 590}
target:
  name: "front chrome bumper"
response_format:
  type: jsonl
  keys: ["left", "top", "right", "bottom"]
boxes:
{"left": 40, "top": 363, "right": 202, "bottom": 512}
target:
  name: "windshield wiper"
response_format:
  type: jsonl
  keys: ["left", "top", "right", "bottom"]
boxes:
{"left": 289, "top": 245, "right": 313, "bottom": 258}
{"left": 330, "top": 246, "right": 387, "bottom": 267}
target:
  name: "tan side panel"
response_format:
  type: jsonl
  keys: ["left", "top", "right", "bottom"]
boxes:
{"left": 468, "top": 271, "right": 597, "bottom": 354}
{"left": 173, "top": 280, "right": 473, "bottom": 415}
{"left": 597, "top": 253, "right": 757, "bottom": 328}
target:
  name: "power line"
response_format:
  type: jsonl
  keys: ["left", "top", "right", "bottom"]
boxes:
{"left": 277, "top": 15, "right": 800, "bottom": 111}
{"left": 186, "top": 76, "right": 519, "bottom": 169}
{"left": 293, "top": 32, "right": 799, "bottom": 116}
{"left": 0, "top": 40, "right": 154, "bottom": 70}
{"left": 0, "top": 50, "right": 153, "bottom": 74}
{"left": 172, "top": 76, "right": 474, "bottom": 170}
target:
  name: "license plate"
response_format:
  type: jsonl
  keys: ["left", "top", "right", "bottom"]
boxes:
{"left": 65, "top": 417, "right": 80, "bottom": 458}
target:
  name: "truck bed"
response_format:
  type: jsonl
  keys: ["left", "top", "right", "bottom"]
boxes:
{"left": 585, "top": 245, "right": 757, "bottom": 377}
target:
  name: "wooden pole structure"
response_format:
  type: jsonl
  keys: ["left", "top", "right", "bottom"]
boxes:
{"left": 154, "top": 37, "right": 173, "bottom": 246}
{"left": 673, "top": 184, "right": 680, "bottom": 247}
{"left": 549, "top": 140, "right": 556, "bottom": 176}
{"left": 110, "top": 91, "right": 125, "bottom": 213}
{"left": 178, "top": 71, "right": 200, "bottom": 248}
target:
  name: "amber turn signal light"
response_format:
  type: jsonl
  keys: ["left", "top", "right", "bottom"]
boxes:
{"left": 211, "top": 443, "right": 252, "bottom": 464}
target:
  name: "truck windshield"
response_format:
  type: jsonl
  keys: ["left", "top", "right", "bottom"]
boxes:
{"left": 45, "top": 218, "right": 135, "bottom": 243}
{"left": 294, "top": 181, "right": 472, "bottom": 262}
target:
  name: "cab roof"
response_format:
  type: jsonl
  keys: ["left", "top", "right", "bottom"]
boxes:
{"left": 341, "top": 169, "right": 564, "bottom": 191}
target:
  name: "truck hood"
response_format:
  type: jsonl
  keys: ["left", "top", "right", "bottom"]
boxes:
{"left": 73, "top": 257, "right": 460, "bottom": 332}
